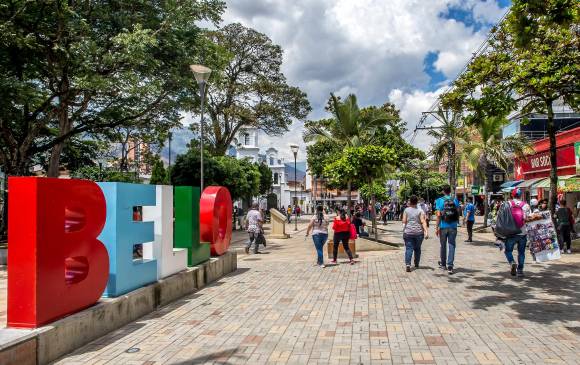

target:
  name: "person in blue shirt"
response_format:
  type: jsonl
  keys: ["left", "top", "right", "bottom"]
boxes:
{"left": 463, "top": 197, "right": 476, "bottom": 242}
{"left": 435, "top": 185, "right": 461, "bottom": 274}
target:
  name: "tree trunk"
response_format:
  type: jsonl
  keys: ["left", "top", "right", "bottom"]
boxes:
{"left": 346, "top": 180, "right": 352, "bottom": 217}
{"left": 371, "top": 189, "right": 377, "bottom": 241}
{"left": 545, "top": 100, "right": 558, "bottom": 217}
{"left": 483, "top": 157, "right": 492, "bottom": 228}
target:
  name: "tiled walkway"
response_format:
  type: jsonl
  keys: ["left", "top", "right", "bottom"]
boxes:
{"left": 42, "top": 222, "right": 580, "bottom": 363}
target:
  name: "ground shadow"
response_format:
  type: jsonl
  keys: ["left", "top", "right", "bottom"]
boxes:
{"left": 224, "top": 267, "right": 250, "bottom": 277}
{"left": 466, "top": 262, "right": 580, "bottom": 325}
{"left": 170, "top": 348, "right": 242, "bottom": 364}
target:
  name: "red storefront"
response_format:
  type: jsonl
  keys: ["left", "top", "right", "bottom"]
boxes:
{"left": 514, "top": 127, "right": 579, "bottom": 181}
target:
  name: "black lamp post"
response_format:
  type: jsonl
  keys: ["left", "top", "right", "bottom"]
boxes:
{"left": 290, "top": 143, "right": 299, "bottom": 231}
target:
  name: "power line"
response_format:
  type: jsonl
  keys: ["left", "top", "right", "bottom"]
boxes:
{"left": 410, "top": 10, "right": 510, "bottom": 144}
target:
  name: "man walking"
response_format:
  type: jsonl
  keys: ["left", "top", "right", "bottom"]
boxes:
{"left": 556, "top": 199, "right": 575, "bottom": 254}
{"left": 435, "top": 185, "right": 460, "bottom": 274}
{"left": 463, "top": 197, "right": 475, "bottom": 242}
{"left": 502, "top": 188, "right": 530, "bottom": 277}
{"left": 245, "top": 202, "right": 263, "bottom": 254}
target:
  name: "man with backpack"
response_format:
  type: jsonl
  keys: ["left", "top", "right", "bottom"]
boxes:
{"left": 435, "top": 185, "right": 461, "bottom": 274}
{"left": 495, "top": 188, "right": 530, "bottom": 277}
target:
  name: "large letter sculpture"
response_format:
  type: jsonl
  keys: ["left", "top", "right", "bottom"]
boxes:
{"left": 174, "top": 186, "right": 210, "bottom": 266}
{"left": 97, "top": 183, "right": 157, "bottom": 297}
{"left": 200, "top": 186, "right": 233, "bottom": 256}
{"left": 142, "top": 185, "right": 187, "bottom": 278}
{"left": 7, "top": 177, "right": 109, "bottom": 328}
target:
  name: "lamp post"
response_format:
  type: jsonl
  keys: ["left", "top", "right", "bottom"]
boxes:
{"left": 168, "top": 131, "right": 173, "bottom": 168}
{"left": 290, "top": 143, "right": 299, "bottom": 231}
{"left": 190, "top": 64, "right": 212, "bottom": 192}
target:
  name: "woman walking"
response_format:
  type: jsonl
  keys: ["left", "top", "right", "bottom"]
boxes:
{"left": 402, "top": 195, "right": 429, "bottom": 272}
{"left": 331, "top": 209, "right": 355, "bottom": 265}
{"left": 306, "top": 205, "right": 329, "bottom": 268}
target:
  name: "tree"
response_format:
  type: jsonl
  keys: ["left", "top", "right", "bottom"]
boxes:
{"left": 214, "top": 157, "right": 260, "bottom": 202}
{"left": 304, "top": 94, "right": 396, "bottom": 213}
{"left": 0, "top": 0, "right": 225, "bottom": 177}
{"left": 325, "top": 145, "right": 397, "bottom": 239}
{"left": 256, "top": 162, "right": 273, "bottom": 195}
{"left": 150, "top": 159, "right": 169, "bottom": 185}
{"left": 427, "top": 109, "right": 467, "bottom": 196}
{"left": 71, "top": 166, "right": 140, "bottom": 183}
{"left": 461, "top": 117, "right": 532, "bottom": 226}
{"left": 194, "top": 23, "right": 311, "bottom": 155}
{"left": 359, "top": 182, "right": 388, "bottom": 205}
{"left": 170, "top": 148, "right": 224, "bottom": 188}
{"left": 443, "top": 1, "right": 578, "bottom": 214}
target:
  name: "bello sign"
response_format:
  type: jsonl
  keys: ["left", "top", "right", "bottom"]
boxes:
{"left": 7, "top": 177, "right": 232, "bottom": 328}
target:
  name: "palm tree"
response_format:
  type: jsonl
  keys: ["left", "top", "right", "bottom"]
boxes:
{"left": 428, "top": 108, "right": 467, "bottom": 196}
{"left": 303, "top": 93, "right": 394, "bottom": 214}
{"left": 461, "top": 116, "right": 533, "bottom": 227}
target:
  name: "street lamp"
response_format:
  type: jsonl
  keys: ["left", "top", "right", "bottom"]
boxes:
{"left": 168, "top": 131, "right": 173, "bottom": 168}
{"left": 289, "top": 143, "right": 299, "bottom": 231}
{"left": 190, "top": 64, "right": 212, "bottom": 192}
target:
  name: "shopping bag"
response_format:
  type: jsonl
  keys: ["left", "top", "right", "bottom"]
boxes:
{"left": 349, "top": 223, "right": 358, "bottom": 240}
{"left": 525, "top": 212, "right": 561, "bottom": 262}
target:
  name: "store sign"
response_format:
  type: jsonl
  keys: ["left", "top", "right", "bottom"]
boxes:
{"left": 7, "top": 177, "right": 232, "bottom": 328}
{"left": 516, "top": 145, "right": 575, "bottom": 176}
{"left": 471, "top": 185, "right": 480, "bottom": 195}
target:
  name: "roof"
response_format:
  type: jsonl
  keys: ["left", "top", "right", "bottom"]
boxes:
{"left": 500, "top": 180, "right": 524, "bottom": 189}
{"left": 518, "top": 177, "right": 547, "bottom": 189}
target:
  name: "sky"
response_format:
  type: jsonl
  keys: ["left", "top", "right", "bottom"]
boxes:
{"left": 169, "top": 0, "right": 510, "bottom": 162}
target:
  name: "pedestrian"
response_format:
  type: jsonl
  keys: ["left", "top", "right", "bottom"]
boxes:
{"left": 500, "top": 188, "right": 530, "bottom": 277}
{"left": 233, "top": 205, "right": 239, "bottom": 230}
{"left": 556, "top": 199, "right": 575, "bottom": 254}
{"left": 352, "top": 212, "right": 368, "bottom": 237}
{"left": 463, "top": 197, "right": 475, "bottom": 242}
{"left": 331, "top": 209, "right": 355, "bottom": 265}
{"left": 237, "top": 206, "right": 245, "bottom": 230}
{"left": 418, "top": 198, "right": 430, "bottom": 227}
{"left": 435, "top": 185, "right": 461, "bottom": 274}
{"left": 306, "top": 205, "right": 329, "bottom": 268}
{"left": 296, "top": 205, "right": 301, "bottom": 218}
{"left": 245, "top": 202, "right": 263, "bottom": 254}
{"left": 287, "top": 205, "right": 292, "bottom": 223}
{"left": 402, "top": 195, "right": 429, "bottom": 272}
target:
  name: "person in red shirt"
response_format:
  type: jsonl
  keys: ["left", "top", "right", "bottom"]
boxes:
{"left": 331, "top": 209, "right": 355, "bottom": 264}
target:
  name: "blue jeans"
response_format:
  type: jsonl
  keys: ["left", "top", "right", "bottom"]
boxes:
{"left": 504, "top": 235, "right": 527, "bottom": 272}
{"left": 404, "top": 234, "right": 424, "bottom": 266}
{"left": 312, "top": 233, "right": 328, "bottom": 265}
{"left": 439, "top": 228, "right": 457, "bottom": 268}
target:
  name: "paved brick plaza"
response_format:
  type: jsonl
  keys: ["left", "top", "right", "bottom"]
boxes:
{"left": 54, "top": 220, "right": 580, "bottom": 364}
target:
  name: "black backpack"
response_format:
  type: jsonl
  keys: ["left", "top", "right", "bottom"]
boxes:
{"left": 442, "top": 198, "right": 459, "bottom": 223}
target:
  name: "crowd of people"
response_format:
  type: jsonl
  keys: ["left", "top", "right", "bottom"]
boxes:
{"left": 240, "top": 185, "right": 577, "bottom": 278}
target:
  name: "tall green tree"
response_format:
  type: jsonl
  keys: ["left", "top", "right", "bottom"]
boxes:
{"left": 150, "top": 159, "right": 169, "bottom": 185}
{"left": 304, "top": 94, "right": 396, "bottom": 213}
{"left": 325, "top": 145, "right": 397, "bottom": 239}
{"left": 461, "top": 117, "right": 533, "bottom": 226}
{"left": 0, "top": 0, "right": 224, "bottom": 178}
{"left": 443, "top": 0, "right": 578, "bottom": 214}
{"left": 427, "top": 109, "right": 467, "bottom": 196}
{"left": 195, "top": 23, "right": 311, "bottom": 155}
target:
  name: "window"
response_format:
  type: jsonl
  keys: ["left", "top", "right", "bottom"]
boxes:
{"left": 270, "top": 157, "right": 274, "bottom": 165}
{"left": 278, "top": 159, "right": 282, "bottom": 165}
{"left": 273, "top": 173, "right": 278, "bottom": 184}
{"left": 244, "top": 133, "right": 250, "bottom": 145}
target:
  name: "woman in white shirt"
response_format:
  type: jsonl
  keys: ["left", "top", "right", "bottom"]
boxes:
{"left": 306, "top": 205, "right": 329, "bottom": 268}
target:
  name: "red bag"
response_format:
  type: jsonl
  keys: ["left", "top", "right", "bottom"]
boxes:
{"left": 350, "top": 223, "right": 358, "bottom": 240}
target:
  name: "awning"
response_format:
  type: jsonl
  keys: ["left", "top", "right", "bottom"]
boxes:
{"left": 500, "top": 180, "right": 524, "bottom": 192}
{"left": 536, "top": 175, "right": 576, "bottom": 188}
{"left": 518, "top": 177, "right": 548, "bottom": 189}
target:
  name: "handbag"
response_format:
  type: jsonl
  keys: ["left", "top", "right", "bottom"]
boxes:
{"left": 349, "top": 223, "right": 358, "bottom": 240}
{"left": 255, "top": 232, "right": 266, "bottom": 246}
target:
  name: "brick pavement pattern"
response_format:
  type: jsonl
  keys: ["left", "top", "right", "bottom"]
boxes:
{"left": 54, "top": 221, "right": 580, "bottom": 364}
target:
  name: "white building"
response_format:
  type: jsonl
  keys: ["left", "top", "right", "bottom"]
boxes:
{"left": 230, "top": 127, "right": 310, "bottom": 211}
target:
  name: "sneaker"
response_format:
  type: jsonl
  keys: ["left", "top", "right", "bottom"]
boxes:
{"left": 447, "top": 267, "right": 454, "bottom": 275}
{"left": 244, "top": 247, "right": 249, "bottom": 254}
{"left": 320, "top": 264, "right": 326, "bottom": 268}
{"left": 406, "top": 265, "right": 411, "bottom": 272}
{"left": 349, "top": 260, "right": 355, "bottom": 265}
{"left": 438, "top": 261, "right": 446, "bottom": 270}
{"left": 517, "top": 271, "right": 525, "bottom": 278}
{"left": 567, "top": 249, "right": 572, "bottom": 254}
{"left": 510, "top": 263, "right": 517, "bottom": 276}
{"left": 330, "top": 259, "right": 337, "bottom": 264}
{"left": 414, "top": 264, "right": 420, "bottom": 269}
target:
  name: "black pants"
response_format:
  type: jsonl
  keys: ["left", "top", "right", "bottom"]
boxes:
{"left": 560, "top": 225, "right": 572, "bottom": 250}
{"left": 333, "top": 231, "right": 353, "bottom": 261}
{"left": 466, "top": 220, "right": 474, "bottom": 241}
